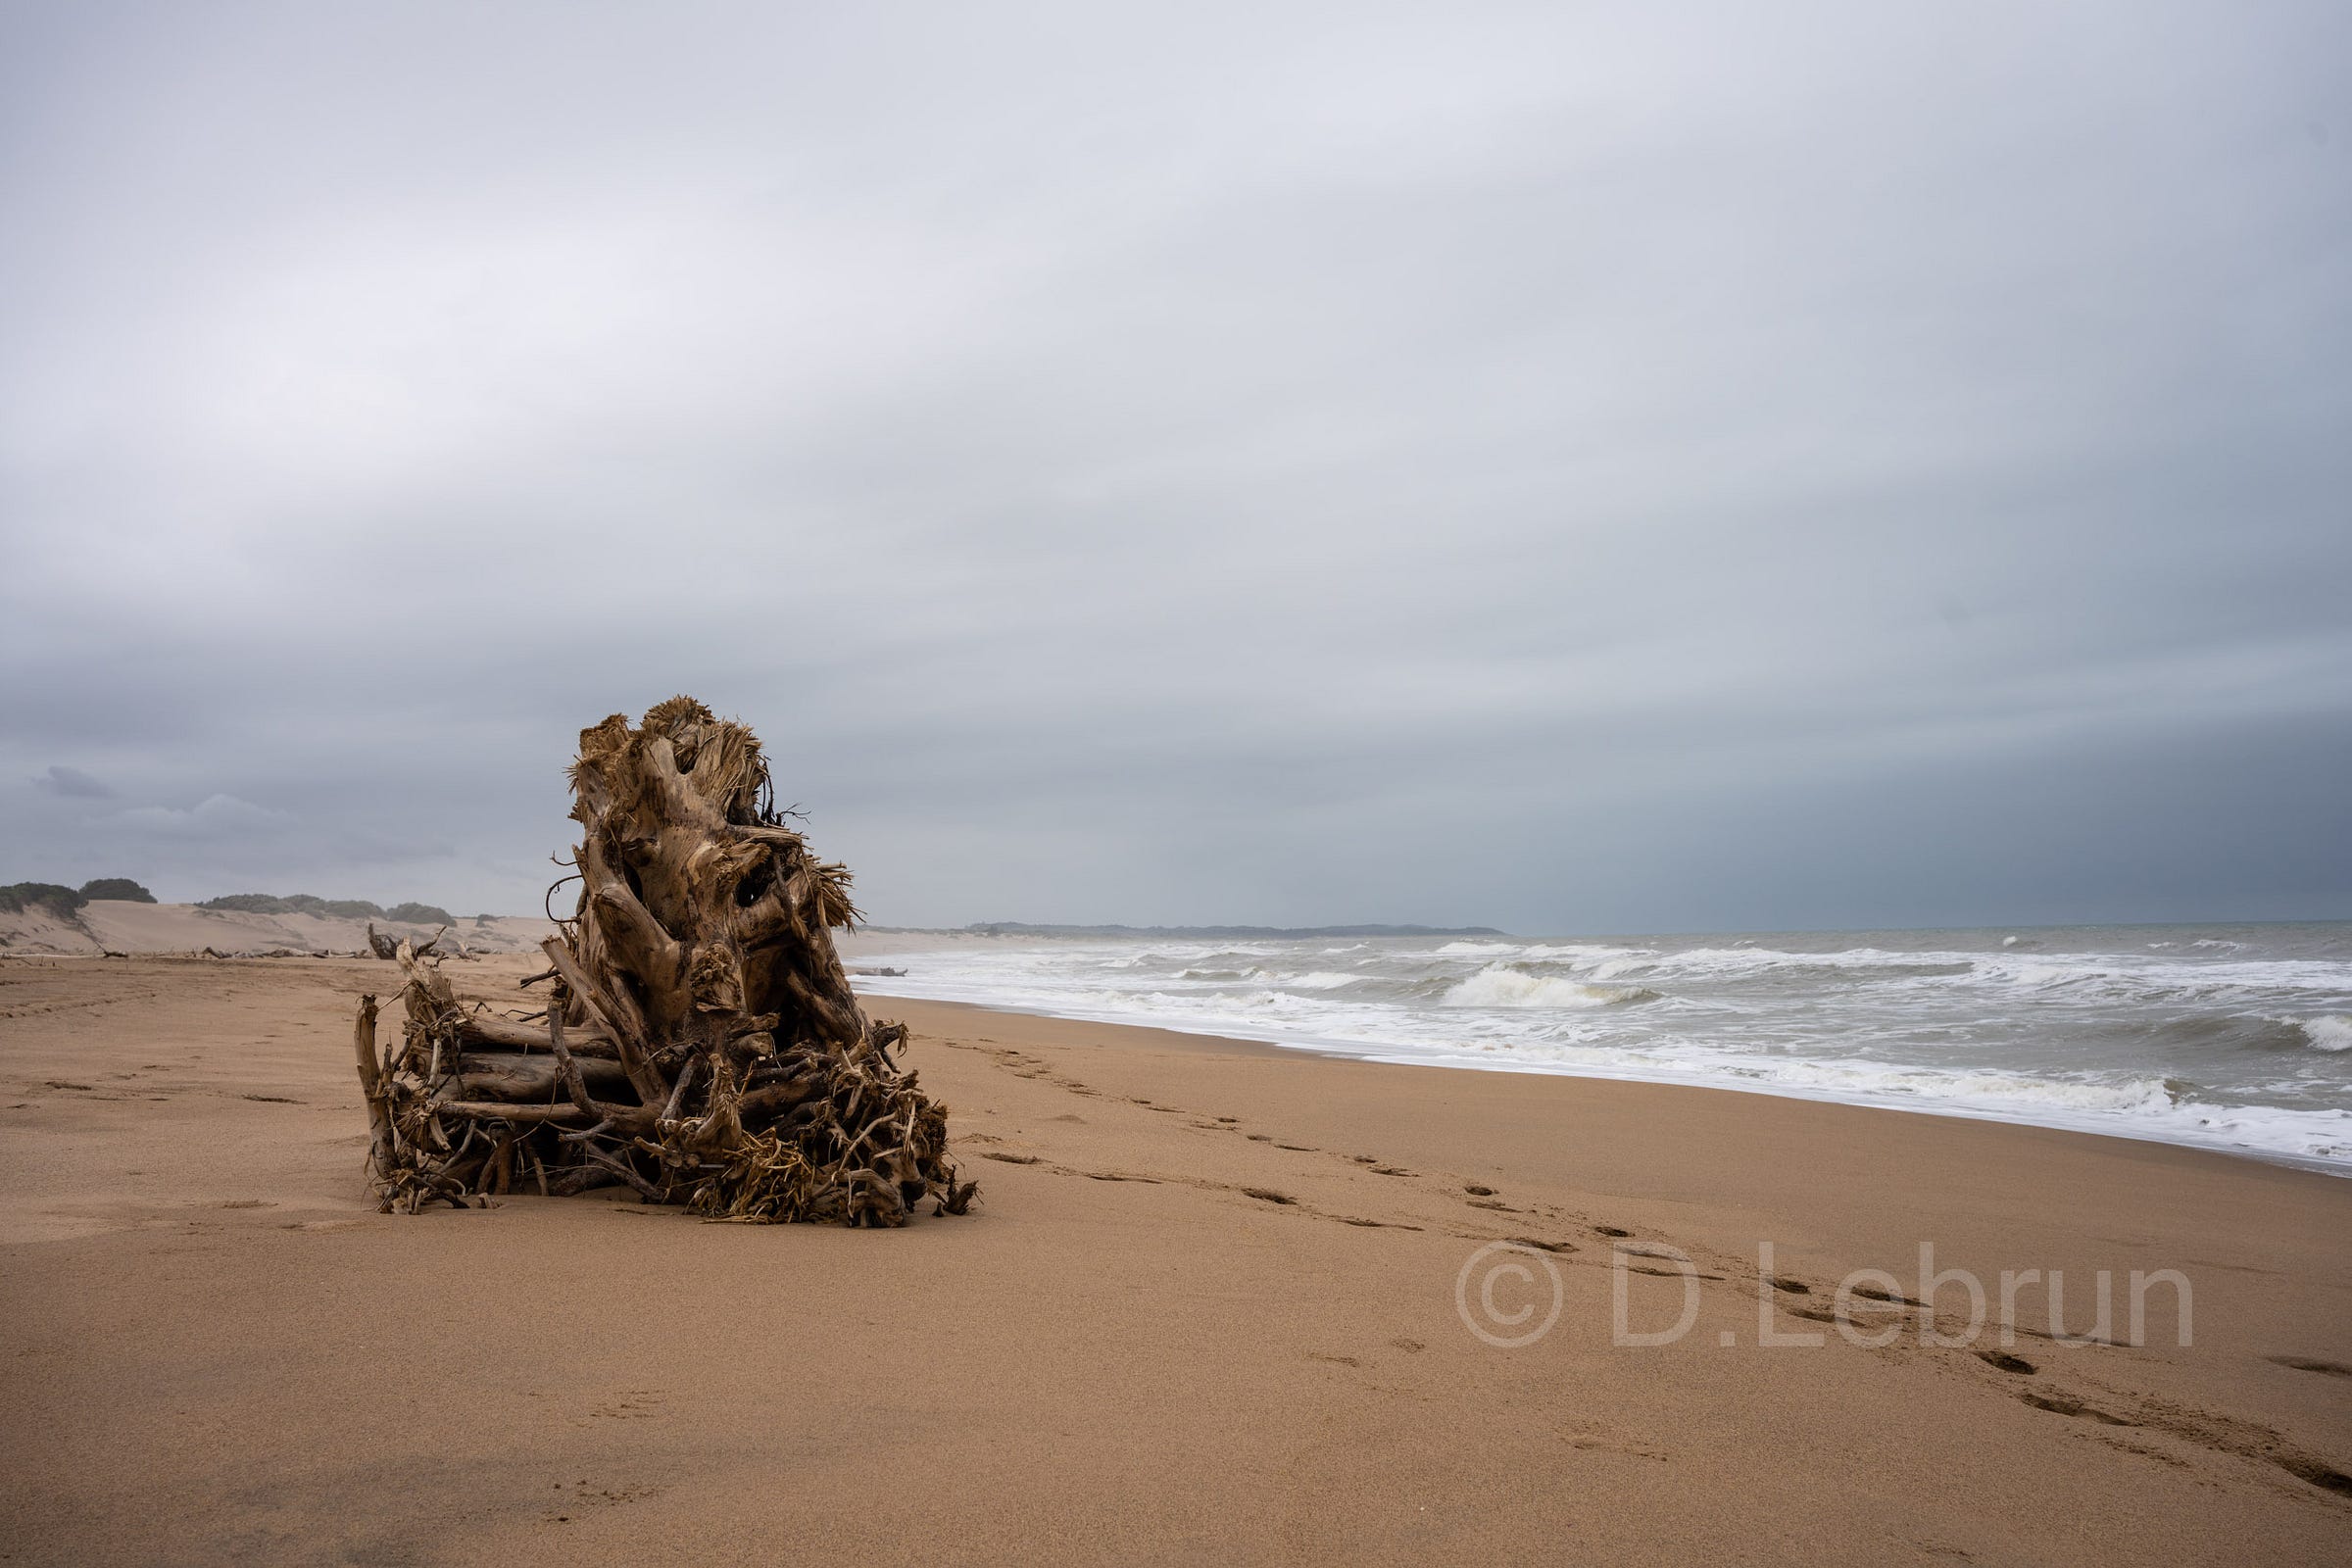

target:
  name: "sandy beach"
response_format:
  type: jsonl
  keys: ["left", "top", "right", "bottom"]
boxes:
{"left": 3, "top": 951, "right": 2348, "bottom": 1564}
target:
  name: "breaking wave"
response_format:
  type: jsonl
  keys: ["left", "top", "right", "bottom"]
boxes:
{"left": 2296, "top": 1015, "right": 2352, "bottom": 1053}
{"left": 1282, "top": 970, "right": 1365, "bottom": 991}
{"left": 1442, "top": 964, "right": 1660, "bottom": 1008}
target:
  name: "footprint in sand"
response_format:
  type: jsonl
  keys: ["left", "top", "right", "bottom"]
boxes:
{"left": 2265, "top": 1354, "right": 2352, "bottom": 1379}
{"left": 585, "top": 1390, "right": 666, "bottom": 1422}
{"left": 1563, "top": 1430, "right": 1669, "bottom": 1462}
{"left": 2279, "top": 1457, "right": 2352, "bottom": 1497}
{"left": 2018, "top": 1392, "right": 2134, "bottom": 1426}
{"left": 544, "top": 1477, "right": 665, "bottom": 1523}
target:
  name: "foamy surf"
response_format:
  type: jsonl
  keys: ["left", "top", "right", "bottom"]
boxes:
{"left": 1441, "top": 964, "right": 1660, "bottom": 1008}
{"left": 2297, "top": 1015, "right": 2352, "bottom": 1053}
{"left": 847, "top": 921, "right": 2352, "bottom": 1172}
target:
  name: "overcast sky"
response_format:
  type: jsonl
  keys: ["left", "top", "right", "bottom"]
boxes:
{"left": 2, "top": 2, "right": 2346, "bottom": 934}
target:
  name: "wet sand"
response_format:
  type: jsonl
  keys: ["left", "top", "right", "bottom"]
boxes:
{"left": 3, "top": 953, "right": 2349, "bottom": 1563}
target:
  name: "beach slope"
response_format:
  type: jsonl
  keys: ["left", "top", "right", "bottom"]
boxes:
{"left": 2, "top": 956, "right": 2347, "bottom": 1563}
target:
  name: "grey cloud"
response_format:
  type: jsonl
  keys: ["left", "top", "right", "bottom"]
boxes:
{"left": 1, "top": 2, "right": 2346, "bottom": 929}
{"left": 32, "top": 764, "right": 112, "bottom": 798}
{"left": 102, "top": 794, "right": 291, "bottom": 840}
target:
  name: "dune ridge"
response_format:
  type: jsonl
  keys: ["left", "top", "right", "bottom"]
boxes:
{"left": 0, "top": 900, "right": 554, "bottom": 958}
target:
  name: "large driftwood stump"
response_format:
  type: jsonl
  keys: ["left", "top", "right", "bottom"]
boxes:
{"left": 353, "top": 698, "right": 975, "bottom": 1224}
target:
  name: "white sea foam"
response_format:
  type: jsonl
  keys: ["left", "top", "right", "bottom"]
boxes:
{"left": 1442, "top": 964, "right": 1658, "bottom": 1008}
{"left": 2298, "top": 1015, "right": 2352, "bottom": 1053}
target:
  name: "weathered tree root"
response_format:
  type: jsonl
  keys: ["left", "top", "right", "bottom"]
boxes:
{"left": 352, "top": 698, "right": 976, "bottom": 1225}
{"left": 366, "top": 921, "right": 445, "bottom": 960}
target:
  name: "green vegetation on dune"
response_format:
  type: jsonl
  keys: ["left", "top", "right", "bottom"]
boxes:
{"left": 1, "top": 884, "right": 458, "bottom": 924}
{"left": 0, "top": 883, "right": 86, "bottom": 918}
{"left": 77, "top": 878, "right": 156, "bottom": 903}
{"left": 201, "top": 893, "right": 374, "bottom": 918}
{"left": 2, "top": 878, "right": 160, "bottom": 917}
{"left": 197, "top": 893, "right": 455, "bottom": 924}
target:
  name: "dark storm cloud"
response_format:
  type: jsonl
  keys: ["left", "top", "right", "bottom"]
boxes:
{"left": 2, "top": 1, "right": 2346, "bottom": 929}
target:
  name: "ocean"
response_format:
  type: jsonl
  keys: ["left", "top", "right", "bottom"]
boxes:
{"left": 847, "top": 922, "right": 2352, "bottom": 1172}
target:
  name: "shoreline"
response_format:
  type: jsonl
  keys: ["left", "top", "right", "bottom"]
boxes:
{"left": 4, "top": 955, "right": 2349, "bottom": 1561}
{"left": 870, "top": 992, "right": 2352, "bottom": 1208}
{"left": 851, "top": 980, "right": 2352, "bottom": 1179}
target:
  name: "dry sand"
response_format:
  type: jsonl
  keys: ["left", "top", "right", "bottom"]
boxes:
{"left": 3, "top": 952, "right": 2349, "bottom": 1564}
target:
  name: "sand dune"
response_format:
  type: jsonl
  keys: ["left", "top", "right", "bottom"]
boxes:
{"left": 2, "top": 953, "right": 2348, "bottom": 1562}
{"left": 0, "top": 900, "right": 554, "bottom": 958}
